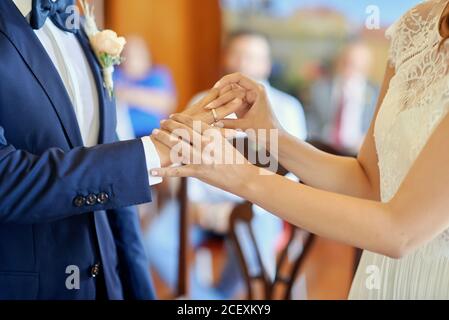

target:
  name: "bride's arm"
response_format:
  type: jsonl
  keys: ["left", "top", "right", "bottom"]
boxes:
{"left": 276, "top": 66, "right": 395, "bottom": 200}
{"left": 235, "top": 109, "right": 449, "bottom": 259}
{"left": 152, "top": 103, "right": 449, "bottom": 259}
{"left": 208, "top": 66, "right": 395, "bottom": 200}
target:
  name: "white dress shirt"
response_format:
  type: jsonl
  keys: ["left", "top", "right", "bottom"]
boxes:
{"left": 12, "top": 0, "right": 162, "bottom": 185}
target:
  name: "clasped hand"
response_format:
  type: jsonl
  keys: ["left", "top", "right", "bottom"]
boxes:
{"left": 151, "top": 73, "right": 283, "bottom": 189}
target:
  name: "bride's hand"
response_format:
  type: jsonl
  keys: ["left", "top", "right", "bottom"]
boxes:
{"left": 205, "top": 73, "right": 282, "bottom": 133}
{"left": 150, "top": 113, "right": 258, "bottom": 192}
{"left": 181, "top": 87, "right": 243, "bottom": 125}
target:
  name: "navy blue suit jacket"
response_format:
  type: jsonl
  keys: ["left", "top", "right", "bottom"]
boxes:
{"left": 0, "top": 0, "right": 155, "bottom": 300}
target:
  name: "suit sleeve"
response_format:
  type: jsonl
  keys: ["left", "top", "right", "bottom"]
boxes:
{"left": 0, "top": 126, "right": 152, "bottom": 224}
{"left": 105, "top": 133, "right": 156, "bottom": 300}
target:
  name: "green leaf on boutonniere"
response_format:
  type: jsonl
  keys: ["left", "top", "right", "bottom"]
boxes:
{"left": 99, "top": 52, "right": 124, "bottom": 69}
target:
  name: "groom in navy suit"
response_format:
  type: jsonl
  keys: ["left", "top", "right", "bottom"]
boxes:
{"left": 0, "top": 0, "right": 215, "bottom": 300}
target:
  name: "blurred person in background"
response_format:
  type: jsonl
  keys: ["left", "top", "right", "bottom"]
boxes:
{"left": 144, "top": 30, "right": 307, "bottom": 299}
{"left": 115, "top": 36, "right": 176, "bottom": 140}
{"left": 308, "top": 41, "right": 379, "bottom": 154}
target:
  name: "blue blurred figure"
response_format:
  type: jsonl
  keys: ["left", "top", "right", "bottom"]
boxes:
{"left": 115, "top": 36, "right": 176, "bottom": 140}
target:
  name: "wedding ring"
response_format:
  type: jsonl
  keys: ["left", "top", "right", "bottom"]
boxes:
{"left": 211, "top": 109, "right": 218, "bottom": 123}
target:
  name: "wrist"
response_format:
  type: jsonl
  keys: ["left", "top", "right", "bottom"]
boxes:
{"left": 150, "top": 136, "right": 172, "bottom": 167}
{"left": 251, "top": 124, "right": 286, "bottom": 153}
{"left": 235, "top": 164, "right": 262, "bottom": 199}
{"left": 277, "top": 130, "right": 294, "bottom": 156}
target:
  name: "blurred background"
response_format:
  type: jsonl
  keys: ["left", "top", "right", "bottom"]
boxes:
{"left": 92, "top": 0, "right": 421, "bottom": 300}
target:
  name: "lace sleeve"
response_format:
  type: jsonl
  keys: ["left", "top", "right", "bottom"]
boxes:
{"left": 386, "top": 20, "right": 400, "bottom": 69}
{"left": 384, "top": 1, "right": 441, "bottom": 71}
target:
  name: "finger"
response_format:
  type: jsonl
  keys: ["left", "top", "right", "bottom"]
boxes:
{"left": 152, "top": 128, "right": 181, "bottom": 149}
{"left": 151, "top": 165, "right": 198, "bottom": 178}
{"left": 216, "top": 119, "right": 248, "bottom": 130}
{"left": 197, "top": 88, "right": 220, "bottom": 107}
{"left": 218, "top": 83, "right": 244, "bottom": 96}
{"left": 213, "top": 124, "right": 240, "bottom": 139}
{"left": 160, "top": 118, "right": 204, "bottom": 144}
{"left": 169, "top": 114, "right": 235, "bottom": 148}
{"left": 183, "top": 89, "right": 220, "bottom": 119}
{"left": 204, "top": 88, "right": 246, "bottom": 110}
{"left": 152, "top": 129, "right": 198, "bottom": 165}
{"left": 198, "top": 98, "right": 245, "bottom": 125}
{"left": 236, "top": 103, "right": 251, "bottom": 118}
{"left": 170, "top": 113, "right": 212, "bottom": 134}
{"left": 213, "top": 73, "right": 260, "bottom": 92}
{"left": 163, "top": 116, "right": 219, "bottom": 153}
{"left": 213, "top": 98, "right": 248, "bottom": 122}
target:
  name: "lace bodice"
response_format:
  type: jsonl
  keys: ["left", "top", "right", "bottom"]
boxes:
{"left": 375, "top": 0, "right": 449, "bottom": 253}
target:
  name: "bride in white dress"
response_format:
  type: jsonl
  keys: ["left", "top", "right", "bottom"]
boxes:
{"left": 151, "top": 0, "right": 449, "bottom": 299}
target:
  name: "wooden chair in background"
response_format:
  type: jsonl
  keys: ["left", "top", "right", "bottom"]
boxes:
{"left": 176, "top": 178, "right": 189, "bottom": 298}
{"left": 175, "top": 139, "right": 361, "bottom": 299}
{"left": 227, "top": 140, "right": 361, "bottom": 300}
{"left": 229, "top": 202, "right": 316, "bottom": 300}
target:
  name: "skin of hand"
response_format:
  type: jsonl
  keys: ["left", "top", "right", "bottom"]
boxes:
{"left": 206, "top": 71, "right": 386, "bottom": 202}
{"left": 151, "top": 87, "right": 244, "bottom": 167}
{"left": 151, "top": 113, "right": 254, "bottom": 193}
{"left": 204, "top": 73, "right": 283, "bottom": 135}
{"left": 151, "top": 109, "right": 449, "bottom": 260}
{"left": 150, "top": 67, "right": 449, "bottom": 260}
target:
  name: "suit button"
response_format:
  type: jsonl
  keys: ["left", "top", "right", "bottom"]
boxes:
{"left": 90, "top": 263, "right": 101, "bottom": 278}
{"left": 74, "top": 196, "right": 86, "bottom": 207}
{"left": 97, "top": 192, "right": 110, "bottom": 204}
{"left": 86, "top": 194, "right": 98, "bottom": 206}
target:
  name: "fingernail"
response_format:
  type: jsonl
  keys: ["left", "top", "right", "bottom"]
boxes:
{"left": 152, "top": 129, "right": 160, "bottom": 135}
{"left": 160, "top": 120, "right": 166, "bottom": 125}
{"left": 169, "top": 114, "right": 174, "bottom": 119}
{"left": 204, "top": 103, "right": 214, "bottom": 110}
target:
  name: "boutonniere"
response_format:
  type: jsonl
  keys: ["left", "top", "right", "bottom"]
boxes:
{"left": 80, "top": 0, "right": 126, "bottom": 98}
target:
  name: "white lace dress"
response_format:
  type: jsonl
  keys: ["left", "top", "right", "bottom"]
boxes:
{"left": 349, "top": 0, "right": 449, "bottom": 300}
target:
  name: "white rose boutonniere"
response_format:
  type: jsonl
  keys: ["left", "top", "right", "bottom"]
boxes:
{"left": 80, "top": 0, "right": 126, "bottom": 98}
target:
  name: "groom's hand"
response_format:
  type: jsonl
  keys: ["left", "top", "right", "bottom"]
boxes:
{"left": 149, "top": 90, "right": 220, "bottom": 168}
{"left": 150, "top": 85, "right": 246, "bottom": 167}
{"left": 148, "top": 90, "right": 218, "bottom": 168}
{"left": 151, "top": 136, "right": 172, "bottom": 168}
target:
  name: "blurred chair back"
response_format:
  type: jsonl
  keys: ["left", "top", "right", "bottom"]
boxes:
{"left": 177, "top": 178, "right": 189, "bottom": 297}
{"left": 175, "top": 138, "right": 359, "bottom": 299}
{"left": 228, "top": 139, "right": 358, "bottom": 300}
{"left": 229, "top": 202, "right": 315, "bottom": 300}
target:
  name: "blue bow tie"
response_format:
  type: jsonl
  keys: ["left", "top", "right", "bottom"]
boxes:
{"left": 30, "top": 0, "right": 77, "bottom": 33}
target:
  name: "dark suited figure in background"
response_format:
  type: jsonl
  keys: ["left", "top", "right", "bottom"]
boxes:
{"left": 308, "top": 41, "right": 379, "bottom": 154}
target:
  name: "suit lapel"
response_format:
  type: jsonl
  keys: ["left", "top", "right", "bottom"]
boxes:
{"left": 0, "top": 0, "right": 84, "bottom": 148}
{"left": 76, "top": 30, "right": 113, "bottom": 145}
